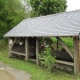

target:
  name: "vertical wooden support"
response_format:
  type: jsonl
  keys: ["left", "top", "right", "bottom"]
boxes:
{"left": 8, "top": 38, "right": 13, "bottom": 57}
{"left": 73, "top": 37, "right": 79, "bottom": 75}
{"left": 36, "top": 38, "right": 39, "bottom": 65}
{"left": 78, "top": 40, "right": 80, "bottom": 72}
{"left": 57, "top": 39, "right": 58, "bottom": 50}
{"left": 25, "top": 37, "right": 29, "bottom": 61}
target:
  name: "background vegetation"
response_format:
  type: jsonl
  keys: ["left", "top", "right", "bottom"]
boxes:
{"left": 29, "top": 0, "right": 67, "bottom": 16}
{"left": 0, "top": 0, "right": 26, "bottom": 39}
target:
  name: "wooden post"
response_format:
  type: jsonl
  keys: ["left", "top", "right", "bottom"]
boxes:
{"left": 25, "top": 37, "right": 29, "bottom": 61}
{"left": 36, "top": 38, "right": 39, "bottom": 65}
{"left": 8, "top": 38, "right": 13, "bottom": 57}
{"left": 57, "top": 39, "right": 58, "bottom": 50}
{"left": 73, "top": 37, "right": 79, "bottom": 75}
{"left": 79, "top": 41, "right": 80, "bottom": 72}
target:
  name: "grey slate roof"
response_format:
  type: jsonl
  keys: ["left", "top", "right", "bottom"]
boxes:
{"left": 4, "top": 10, "right": 80, "bottom": 37}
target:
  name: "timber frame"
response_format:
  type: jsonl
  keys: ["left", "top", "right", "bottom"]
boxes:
{"left": 9, "top": 37, "right": 39, "bottom": 65}
{"left": 8, "top": 36, "right": 80, "bottom": 75}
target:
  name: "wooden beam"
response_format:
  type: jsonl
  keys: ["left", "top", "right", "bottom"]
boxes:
{"left": 11, "top": 51, "right": 25, "bottom": 56}
{"left": 56, "top": 60, "right": 74, "bottom": 66}
{"left": 40, "top": 58, "right": 74, "bottom": 66}
{"left": 73, "top": 37, "right": 79, "bottom": 75}
{"left": 36, "top": 38, "right": 39, "bottom": 65}
{"left": 56, "top": 37, "right": 73, "bottom": 58}
{"left": 25, "top": 37, "right": 29, "bottom": 61}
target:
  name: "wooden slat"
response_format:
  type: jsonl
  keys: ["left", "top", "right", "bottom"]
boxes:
{"left": 73, "top": 37, "right": 79, "bottom": 75}
{"left": 56, "top": 37, "right": 73, "bottom": 58}
{"left": 11, "top": 51, "right": 25, "bottom": 56}
{"left": 56, "top": 60, "right": 74, "bottom": 66}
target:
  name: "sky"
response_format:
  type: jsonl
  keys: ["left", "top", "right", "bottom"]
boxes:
{"left": 67, "top": 0, "right": 80, "bottom": 11}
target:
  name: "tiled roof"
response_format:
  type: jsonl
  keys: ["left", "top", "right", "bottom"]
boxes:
{"left": 4, "top": 10, "right": 80, "bottom": 37}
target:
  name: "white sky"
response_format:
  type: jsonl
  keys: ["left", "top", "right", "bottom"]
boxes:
{"left": 67, "top": 0, "right": 80, "bottom": 11}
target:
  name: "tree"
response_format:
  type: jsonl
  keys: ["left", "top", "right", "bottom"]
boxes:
{"left": 0, "top": 0, "right": 26, "bottom": 39}
{"left": 29, "top": 0, "right": 67, "bottom": 16}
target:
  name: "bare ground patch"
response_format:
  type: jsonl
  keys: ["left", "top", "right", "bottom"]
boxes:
{"left": 0, "top": 61, "right": 31, "bottom": 80}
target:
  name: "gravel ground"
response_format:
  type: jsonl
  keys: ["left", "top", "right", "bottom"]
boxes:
{"left": 0, "top": 61, "right": 31, "bottom": 80}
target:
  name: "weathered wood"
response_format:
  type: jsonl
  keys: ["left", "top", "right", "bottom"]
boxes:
{"left": 78, "top": 40, "right": 80, "bottom": 72}
{"left": 57, "top": 39, "right": 59, "bottom": 50}
{"left": 36, "top": 38, "right": 39, "bottom": 65}
{"left": 40, "top": 58, "right": 74, "bottom": 66}
{"left": 11, "top": 51, "right": 25, "bottom": 56}
{"left": 56, "top": 60, "right": 74, "bottom": 66}
{"left": 29, "top": 58, "right": 36, "bottom": 62}
{"left": 11, "top": 38, "right": 16, "bottom": 49}
{"left": 8, "top": 38, "right": 13, "bottom": 57}
{"left": 56, "top": 37, "right": 73, "bottom": 58}
{"left": 79, "top": 40, "right": 80, "bottom": 72}
{"left": 73, "top": 37, "right": 79, "bottom": 75}
{"left": 79, "top": 42, "right": 80, "bottom": 46}
{"left": 25, "top": 37, "right": 29, "bottom": 61}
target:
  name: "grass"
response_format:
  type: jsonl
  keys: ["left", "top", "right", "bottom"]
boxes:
{"left": 0, "top": 39, "right": 80, "bottom": 80}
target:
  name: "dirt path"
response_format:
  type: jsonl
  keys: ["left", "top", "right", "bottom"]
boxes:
{"left": 0, "top": 61, "right": 31, "bottom": 80}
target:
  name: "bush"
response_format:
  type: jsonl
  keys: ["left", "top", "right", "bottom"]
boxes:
{"left": 39, "top": 47, "right": 56, "bottom": 72}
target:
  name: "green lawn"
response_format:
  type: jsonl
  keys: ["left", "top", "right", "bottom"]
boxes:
{"left": 0, "top": 39, "right": 79, "bottom": 80}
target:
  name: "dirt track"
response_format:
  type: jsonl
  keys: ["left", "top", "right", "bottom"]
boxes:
{"left": 0, "top": 61, "right": 31, "bottom": 80}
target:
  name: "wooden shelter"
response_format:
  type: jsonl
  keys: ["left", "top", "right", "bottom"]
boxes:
{"left": 4, "top": 10, "right": 80, "bottom": 75}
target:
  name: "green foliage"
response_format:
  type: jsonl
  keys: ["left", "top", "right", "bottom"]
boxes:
{"left": 39, "top": 47, "right": 56, "bottom": 72}
{"left": 41, "top": 38, "right": 53, "bottom": 46}
{"left": 0, "top": 0, "right": 26, "bottom": 39}
{"left": 61, "top": 38, "right": 73, "bottom": 50}
{"left": 29, "top": 0, "right": 67, "bottom": 16}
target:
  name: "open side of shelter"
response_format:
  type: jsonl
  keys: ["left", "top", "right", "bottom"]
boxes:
{"left": 8, "top": 37, "right": 39, "bottom": 65}
{"left": 8, "top": 36, "right": 80, "bottom": 75}
{"left": 4, "top": 10, "right": 80, "bottom": 75}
